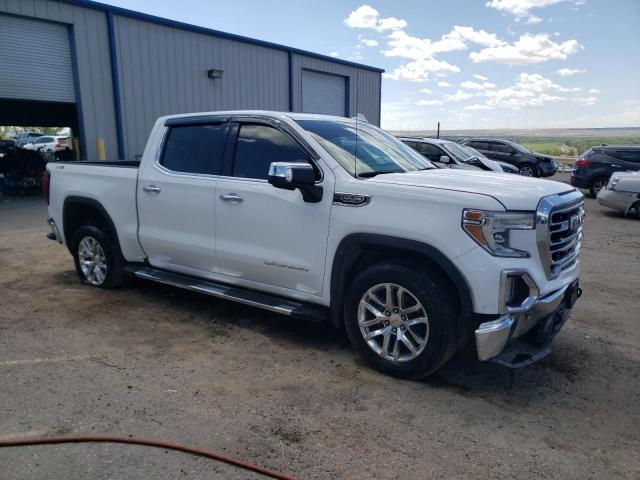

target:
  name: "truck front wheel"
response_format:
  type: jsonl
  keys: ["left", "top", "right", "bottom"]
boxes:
{"left": 71, "top": 225, "right": 126, "bottom": 289}
{"left": 344, "top": 262, "right": 458, "bottom": 379}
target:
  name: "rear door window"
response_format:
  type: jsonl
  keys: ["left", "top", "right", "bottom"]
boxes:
{"left": 232, "top": 124, "right": 310, "bottom": 180}
{"left": 161, "top": 123, "right": 227, "bottom": 175}
{"left": 470, "top": 141, "right": 489, "bottom": 150}
{"left": 490, "top": 142, "right": 513, "bottom": 154}
{"left": 612, "top": 149, "right": 640, "bottom": 164}
{"left": 419, "top": 143, "right": 444, "bottom": 162}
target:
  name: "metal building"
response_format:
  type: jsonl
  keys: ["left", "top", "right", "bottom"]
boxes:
{"left": 0, "top": 0, "right": 383, "bottom": 160}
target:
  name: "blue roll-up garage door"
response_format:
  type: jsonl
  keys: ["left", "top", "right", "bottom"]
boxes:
{"left": 302, "top": 70, "right": 346, "bottom": 117}
{"left": 0, "top": 14, "right": 75, "bottom": 103}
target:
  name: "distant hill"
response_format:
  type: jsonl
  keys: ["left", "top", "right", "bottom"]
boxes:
{"left": 390, "top": 127, "right": 640, "bottom": 138}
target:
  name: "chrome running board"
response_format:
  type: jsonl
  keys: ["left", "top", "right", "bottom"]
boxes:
{"left": 124, "top": 265, "right": 327, "bottom": 322}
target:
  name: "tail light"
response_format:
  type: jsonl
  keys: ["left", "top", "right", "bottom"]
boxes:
{"left": 575, "top": 159, "right": 591, "bottom": 168}
{"left": 42, "top": 170, "right": 51, "bottom": 205}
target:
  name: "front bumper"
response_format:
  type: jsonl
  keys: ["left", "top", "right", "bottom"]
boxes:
{"left": 539, "top": 162, "right": 558, "bottom": 177}
{"left": 475, "top": 279, "right": 580, "bottom": 367}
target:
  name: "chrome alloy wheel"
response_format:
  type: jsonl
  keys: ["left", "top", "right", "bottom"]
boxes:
{"left": 592, "top": 178, "right": 607, "bottom": 195}
{"left": 519, "top": 165, "right": 535, "bottom": 177}
{"left": 358, "top": 283, "right": 429, "bottom": 363}
{"left": 78, "top": 236, "right": 107, "bottom": 285}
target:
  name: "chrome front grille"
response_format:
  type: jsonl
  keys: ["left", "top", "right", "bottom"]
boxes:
{"left": 536, "top": 191, "right": 585, "bottom": 279}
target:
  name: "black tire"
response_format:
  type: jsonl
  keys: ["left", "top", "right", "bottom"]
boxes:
{"left": 589, "top": 177, "right": 608, "bottom": 198}
{"left": 343, "top": 261, "right": 458, "bottom": 379}
{"left": 518, "top": 163, "right": 537, "bottom": 177}
{"left": 631, "top": 201, "right": 640, "bottom": 219}
{"left": 71, "top": 225, "right": 126, "bottom": 289}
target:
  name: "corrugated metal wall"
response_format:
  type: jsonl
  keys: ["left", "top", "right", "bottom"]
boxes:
{"left": 301, "top": 70, "right": 346, "bottom": 116}
{"left": 0, "top": 0, "right": 118, "bottom": 160}
{"left": 291, "top": 54, "right": 381, "bottom": 126}
{"left": 112, "top": 15, "right": 290, "bottom": 159}
{"left": 0, "top": 0, "right": 382, "bottom": 161}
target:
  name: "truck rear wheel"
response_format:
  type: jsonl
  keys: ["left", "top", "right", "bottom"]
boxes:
{"left": 71, "top": 225, "right": 126, "bottom": 289}
{"left": 343, "top": 261, "right": 458, "bottom": 379}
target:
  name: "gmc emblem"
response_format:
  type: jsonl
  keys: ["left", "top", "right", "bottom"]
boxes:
{"left": 569, "top": 214, "right": 582, "bottom": 232}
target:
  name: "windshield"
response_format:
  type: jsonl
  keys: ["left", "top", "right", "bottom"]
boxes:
{"left": 511, "top": 142, "right": 530, "bottom": 154}
{"left": 459, "top": 145, "right": 490, "bottom": 162}
{"left": 441, "top": 142, "right": 475, "bottom": 162}
{"left": 296, "top": 119, "right": 435, "bottom": 177}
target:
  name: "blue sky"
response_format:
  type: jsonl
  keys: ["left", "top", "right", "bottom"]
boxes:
{"left": 101, "top": 0, "right": 639, "bottom": 130}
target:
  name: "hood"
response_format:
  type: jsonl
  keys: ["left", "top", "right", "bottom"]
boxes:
{"left": 371, "top": 169, "right": 575, "bottom": 210}
{"left": 534, "top": 153, "right": 555, "bottom": 162}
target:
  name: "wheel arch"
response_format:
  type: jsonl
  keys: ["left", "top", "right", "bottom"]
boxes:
{"left": 62, "top": 196, "right": 122, "bottom": 256}
{"left": 330, "top": 233, "right": 474, "bottom": 334}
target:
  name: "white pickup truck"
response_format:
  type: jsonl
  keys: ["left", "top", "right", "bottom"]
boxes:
{"left": 45, "top": 111, "right": 584, "bottom": 378}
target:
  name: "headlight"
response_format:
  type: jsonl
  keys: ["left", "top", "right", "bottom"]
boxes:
{"left": 608, "top": 177, "right": 619, "bottom": 190}
{"left": 462, "top": 209, "right": 535, "bottom": 258}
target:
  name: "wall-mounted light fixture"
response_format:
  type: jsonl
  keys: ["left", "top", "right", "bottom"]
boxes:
{"left": 207, "top": 69, "right": 223, "bottom": 79}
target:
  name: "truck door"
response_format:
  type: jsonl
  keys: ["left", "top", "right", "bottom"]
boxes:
{"left": 214, "top": 120, "right": 333, "bottom": 297}
{"left": 137, "top": 118, "right": 228, "bottom": 276}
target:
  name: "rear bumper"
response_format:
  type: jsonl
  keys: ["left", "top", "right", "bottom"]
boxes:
{"left": 597, "top": 188, "right": 637, "bottom": 213}
{"left": 47, "top": 218, "right": 62, "bottom": 243}
{"left": 570, "top": 173, "right": 590, "bottom": 188}
{"left": 475, "top": 279, "right": 580, "bottom": 367}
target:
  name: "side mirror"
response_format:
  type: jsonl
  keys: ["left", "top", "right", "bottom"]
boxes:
{"left": 439, "top": 155, "right": 451, "bottom": 164}
{"left": 268, "top": 162, "right": 322, "bottom": 203}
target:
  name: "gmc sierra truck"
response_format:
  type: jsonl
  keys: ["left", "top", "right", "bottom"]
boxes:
{"left": 45, "top": 111, "right": 584, "bottom": 379}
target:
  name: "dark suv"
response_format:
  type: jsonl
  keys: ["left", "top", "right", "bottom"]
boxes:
{"left": 570, "top": 145, "right": 640, "bottom": 197}
{"left": 462, "top": 138, "right": 557, "bottom": 177}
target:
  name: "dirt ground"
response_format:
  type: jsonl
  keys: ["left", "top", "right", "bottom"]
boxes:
{"left": 1, "top": 174, "right": 639, "bottom": 479}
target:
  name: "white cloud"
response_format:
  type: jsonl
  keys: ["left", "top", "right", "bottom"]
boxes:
{"left": 359, "top": 37, "right": 379, "bottom": 47}
{"left": 419, "top": 88, "right": 432, "bottom": 94}
{"left": 438, "top": 81, "right": 452, "bottom": 87}
{"left": 375, "top": 17, "right": 407, "bottom": 32}
{"left": 384, "top": 58, "right": 461, "bottom": 82}
{"left": 471, "top": 72, "right": 587, "bottom": 109}
{"left": 444, "top": 90, "right": 474, "bottom": 102}
{"left": 344, "top": 5, "right": 406, "bottom": 32}
{"left": 485, "top": 0, "right": 567, "bottom": 23}
{"left": 473, "top": 74, "right": 489, "bottom": 81}
{"left": 461, "top": 80, "right": 496, "bottom": 90}
{"left": 329, "top": 51, "right": 339, "bottom": 57}
{"left": 557, "top": 67, "right": 586, "bottom": 76}
{"left": 344, "top": 5, "right": 378, "bottom": 28}
{"left": 470, "top": 33, "right": 581, "bottom": 65}
{"left": 416, "top": 99, "right": 443, "bottom": 106}
{"left": 588, "top": 88, "right": 601, "bottom": 94}
{"left": 464, "top": 104, "right": 493, "bottom": 110}
{"left": 576, "top": 96, "right": 598, "bottom": 105}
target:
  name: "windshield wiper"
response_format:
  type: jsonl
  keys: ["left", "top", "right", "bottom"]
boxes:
{"left": 357, "top": 170, "right": 401, "bottom": 178}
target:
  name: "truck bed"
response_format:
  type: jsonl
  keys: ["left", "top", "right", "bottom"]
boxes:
{"left": 47, "top": 160, "right": 146, "bottom": 262}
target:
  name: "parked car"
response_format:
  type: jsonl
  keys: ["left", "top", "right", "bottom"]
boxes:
{"left": 22, "top": 136, "right": 71, "bottom": 153}
{"left": 461, "top": 138, "right": 558, "bottom": 177}
{"left": 15, "top": 132, "right": 43, "bottom": 147}
{"left": 45, "top": 111, "right": 584, "bottom": 379}
{"left": 597, "top": 171, "right": 640, "bottom": 218}
{"left": 0, "top": 139, "right": 16, "bottom": 157}
{"left": 398, "top": 137, "right": 483, "bottom": 171}
{"left": 461, "top": 145, "right": 519, "bottom": 173}
{"left": 570, "top": 145, "right": 640, "bottom": 197}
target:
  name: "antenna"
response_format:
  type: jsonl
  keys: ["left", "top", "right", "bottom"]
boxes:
{"left": 354, "top": 70, "right": 359, "bottom": 178}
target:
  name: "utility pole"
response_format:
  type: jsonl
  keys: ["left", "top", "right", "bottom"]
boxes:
{"left": 436, "top": 122, "right": 440, "bottom": 139}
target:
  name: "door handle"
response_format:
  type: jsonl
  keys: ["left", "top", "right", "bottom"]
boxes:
{"left": 219, "top": 193, "right": 244, "bottom": 203}
{"left": 143, "top": 185, "right": 161, "bottom": 194}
